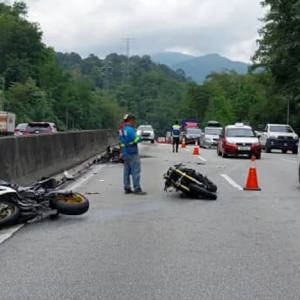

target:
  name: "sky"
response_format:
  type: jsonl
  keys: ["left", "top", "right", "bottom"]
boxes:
{"left": 23, "top": 0, "right": 266, "bottom": 63}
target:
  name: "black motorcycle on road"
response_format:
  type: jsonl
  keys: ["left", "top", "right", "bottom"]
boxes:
{"left": 0, "top": 176, "right": 89, "bottom": 228}
{"left": 163, "top": 164, "right": 218, "bottom": 200}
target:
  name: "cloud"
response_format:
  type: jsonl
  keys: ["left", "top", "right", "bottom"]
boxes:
{"left": 23, "top": 0, "right": 265, "bottom": 62}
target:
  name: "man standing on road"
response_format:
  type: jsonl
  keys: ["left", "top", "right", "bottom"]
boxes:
{"left": 172, "top": 120, "right": 181, "bottom": 153}
{"left": 119, "top": 114, "right": 147, "bottom": 195}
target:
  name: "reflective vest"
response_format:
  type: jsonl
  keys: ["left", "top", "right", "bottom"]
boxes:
{"left": 172, "top": 125, "right": 180, "bottom": 137}
{"left": 119, "top": 127, "right": 141, "bottom": 155}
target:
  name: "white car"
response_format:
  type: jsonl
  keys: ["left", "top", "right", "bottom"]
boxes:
{"left": 200, "top": 126, "right": 223, "bottom": 148}
{"left": 136, "top": 125, "right": 155, "bottom": 143}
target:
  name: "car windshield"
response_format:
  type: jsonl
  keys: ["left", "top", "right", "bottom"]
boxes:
{"left": 227, "top": 128, "right": 255, "bottom": 137}
{"left": 205, "top": 128, "right": 222, "bottom": 135}
{"left": 186, "top": 128, "right": 201, "bottom": 134}
{"left": 138, "top": 126, "right": 153, "bottom": 131}
{"left": 16, "top": 123, "right": 27, "bottom": 130}
{"left": 269, "top": 125, "right": 293, "bottom": 133}
{"left": 26, "top": 124, "right": 52, "bottom": 132}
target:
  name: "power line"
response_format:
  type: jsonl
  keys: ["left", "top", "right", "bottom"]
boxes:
{"left": 120, "top": 38, "right": 136, "bottom": 81}
{"left": 101, "top": 60, "right": 113, "bottom": 90}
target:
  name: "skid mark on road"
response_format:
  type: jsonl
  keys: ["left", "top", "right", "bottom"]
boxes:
{"left": 0, "top": 224, "right": 24, "bottom": 245}
{"left": 220, "top": 174, "right": 243, "bottom": 191}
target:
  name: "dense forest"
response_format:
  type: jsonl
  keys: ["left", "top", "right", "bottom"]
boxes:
{"left": 0, "top": 1, "right": 299, "bottom": 134}
{"left": 181, "top": 0, "right": 300, "bottom": 131}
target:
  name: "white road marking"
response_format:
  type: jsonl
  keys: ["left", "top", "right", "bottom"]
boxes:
{"left": 198, "top": 156, "right": 207, "bottom": 162}
{"left": 0, "top": 224, "right": 24, "bottom": 245}
{"left": 221, "top": 174, "right": 243, "bottom": 191}
{"left": 69, "top": 165, "right": 106, "bottom": 190}
{"left": 185, "top": 148, "right": 191, "bottom": 152}
{"left": 280, "top": 159, "right": 297, "bottom": 164}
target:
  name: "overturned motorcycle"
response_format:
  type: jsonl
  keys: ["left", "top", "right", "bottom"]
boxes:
{"left": 0, "top": 176, "right": 89, "bottom": 229}
{"left": 163, "top": 164, "right": 218, "bottom": 200}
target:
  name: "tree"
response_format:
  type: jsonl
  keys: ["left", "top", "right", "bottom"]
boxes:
{"left": 252, "top": 0, "right": 300, "bottom": 96}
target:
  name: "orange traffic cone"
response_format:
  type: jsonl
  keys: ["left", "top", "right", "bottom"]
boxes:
{"left": 244, "top": 156, "right": 261, "bottom": 191}
{"left": 181, "top": 137, "right": 186, "bottom": 148}
{"left": 193, "top": 139, "right": 199, "bottom": 155}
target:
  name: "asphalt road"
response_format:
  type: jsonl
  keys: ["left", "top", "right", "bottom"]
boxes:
{"left": 1, "top": 143, "right": 300, "bottom": 300}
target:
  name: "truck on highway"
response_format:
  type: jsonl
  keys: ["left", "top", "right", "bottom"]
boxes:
{"left": 180, "top": 118, "right": 201, "bottom": 144}
{"left": 0, "top": 111, "right": 16, "bottom": 136}
{"left": 180, "top": 118, "right": 199, "bottom": 131}
{"left": 260, "top": 123, "right": 298, "bottom": 154}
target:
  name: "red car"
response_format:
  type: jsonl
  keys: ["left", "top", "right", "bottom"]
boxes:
{"left": 217, "top": 123, "right": 262, "bottom": 159}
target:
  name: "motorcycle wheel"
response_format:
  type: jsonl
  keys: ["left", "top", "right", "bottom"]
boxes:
{"left": 0, "top": 199, "right": 20, "bottom": 227}
{"left": 50, "top": 193, "right": 89, "bottom": 215}
{"left": 194, "top": 173, "right": 218, "bottom": 193}
{"left": 189, "top": 183, "right": 217, "bottom": 200}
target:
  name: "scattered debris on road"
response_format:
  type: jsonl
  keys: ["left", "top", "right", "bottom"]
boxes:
{"left": 85, "top": 192, "right": 100, "bottom": 195}
{"left": 94, "top": 146, "right": 124, "bottom": 164}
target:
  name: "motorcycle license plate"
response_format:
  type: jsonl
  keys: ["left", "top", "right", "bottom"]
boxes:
{"left": 238, "top": 146, "right": 250, "bottom": 150}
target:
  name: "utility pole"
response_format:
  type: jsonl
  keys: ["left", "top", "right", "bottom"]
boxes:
{"left": 287, "top": 93, "right": 290, "bottom": 124}
{"left": 101, "top": 60, "right": 113, "bottom": 91}
{"left": 120, "top": 38, "right": 135, "bottom": 82}
{"left": 0, "top": 75, "right": 5, "bottom": 111}
{"left": 66, "top": 108, "right": 69, "bottom": 130}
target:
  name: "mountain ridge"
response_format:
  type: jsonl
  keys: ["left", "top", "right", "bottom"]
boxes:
{"left": 151, "top": 51, "right": 249, "bottom": 82}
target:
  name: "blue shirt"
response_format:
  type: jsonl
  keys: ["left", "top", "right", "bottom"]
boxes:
{"left": 119, "top": 124, "right": 142, "bottom": 156}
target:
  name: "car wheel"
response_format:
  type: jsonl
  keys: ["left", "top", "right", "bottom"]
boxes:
{"left": 222, "top": 150, "right": 227, "bottom": 158}
{"left": 293, "top": 148, "right": 298, "bottom": 154}
{"left": 265, "top": 146, "right": 271, "bottom": 153}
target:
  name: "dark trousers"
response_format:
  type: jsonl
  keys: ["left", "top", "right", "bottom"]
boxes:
{"left": 172, "top": 137, "right": 180, "bottom": 152}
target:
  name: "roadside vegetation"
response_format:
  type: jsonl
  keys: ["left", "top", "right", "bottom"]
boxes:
{"left": 0, "top": 1, "right": 297, "bottom": 132}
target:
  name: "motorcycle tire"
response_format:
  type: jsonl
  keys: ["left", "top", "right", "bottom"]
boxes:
{"left": 50, "top": 193, "right": 89, "bottom": 215}
{"left": 181, "top": 168, "right": 218, "bottom": 193}
{"left": 194, "top": 173, "right": 218, "bottom": 193}
{"left": 0, "top": 199, "right": 20, "bottom": 227}
{"left": 189, "top": 183, "right": 217, "bottom": 200}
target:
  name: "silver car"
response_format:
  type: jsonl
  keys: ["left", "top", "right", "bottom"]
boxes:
{"left": 200, "top": 127, "right": 223, "bottom": 148}
{"left": 136, "top": 125, "right": 155, "bottom": 143}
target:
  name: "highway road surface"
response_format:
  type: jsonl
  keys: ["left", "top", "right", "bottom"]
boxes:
{"left": 1, "top": 143, "right": 300, "bottom": 300}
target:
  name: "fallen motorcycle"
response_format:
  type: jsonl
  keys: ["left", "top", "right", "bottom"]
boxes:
{"left": 0, "top": 176, "right": 89, "bottom": 228}
{"left": 163, "top": 163, "right": 218, "bottom": 200}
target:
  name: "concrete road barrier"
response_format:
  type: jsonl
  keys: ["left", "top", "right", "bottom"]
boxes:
{"left": 0, "top": 130, "right": 118, "bottom": 185}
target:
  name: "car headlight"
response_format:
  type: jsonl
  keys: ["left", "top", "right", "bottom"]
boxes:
{"left": 269, "top": 135, "right": 277, "bottom": 139}
{"left": 294, "top": 135, "right": 299, "bottom": 140}
{"left": 205, "top": 138, "right": 212, "bottom": 142}
{"left": 225, "top": 140, "right": 236, "bottom": 146}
